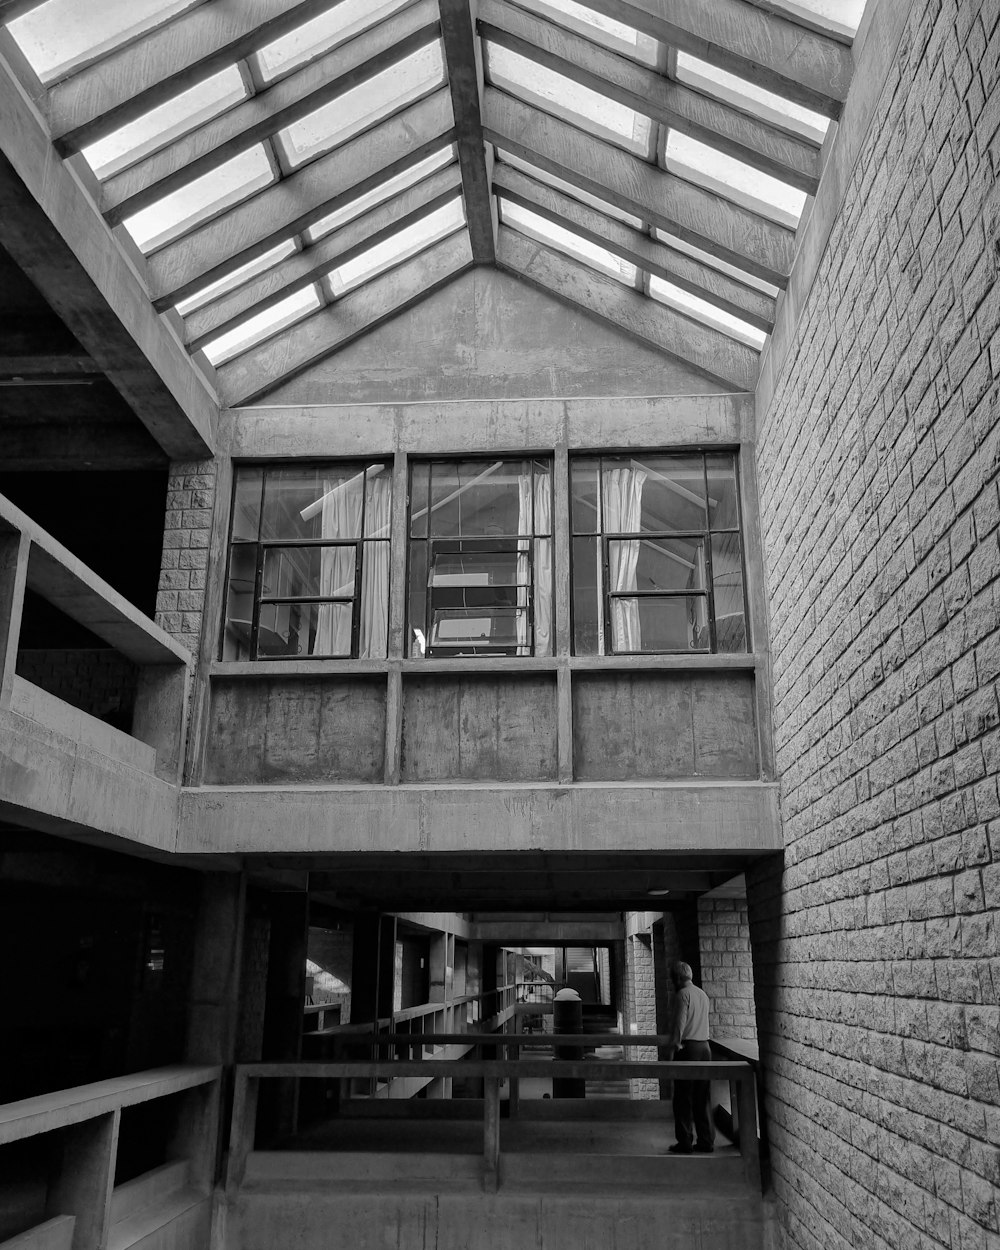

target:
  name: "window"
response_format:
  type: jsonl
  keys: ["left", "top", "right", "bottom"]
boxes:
{"left": 570, "top": 453, "right": 747, "bottom": 655}
{"left": 222, "top": 463, "right": 392, "bottom": 660}
{"left": 408, "top": 459, "right": 553, "bottom": 658}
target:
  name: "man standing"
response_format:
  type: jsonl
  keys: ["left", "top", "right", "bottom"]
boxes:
{"left": 664, "top": 961, "right": 715, "bottom": 1155}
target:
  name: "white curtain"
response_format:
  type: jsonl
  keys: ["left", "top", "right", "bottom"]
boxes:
{"left": 316, "top": 475, "right": 362, "bottom": 655}
{"left": 602, "top": 466, "right": 647, "bottom": 652}
{"left": 515, "top": 471, "right": 552, "bottom": 656}
{"left": 360, "top": 475, "right": 391, "bottom": 658}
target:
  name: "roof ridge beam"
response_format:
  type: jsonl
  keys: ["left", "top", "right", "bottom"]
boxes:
{"left": 186, "top": 167, "right": 464, "bottom": 349}
{"left": 493, "top": 163, "right": 774, "bottom": 333}
{"left": 147, "top": 90, "right": 456, "bottom": 307}
{"left": 479, "top": 0, "right": 820, "bottom": 193}
{"left": 439, "top": 0, "right": 495, "bottom": 263}
{"left": 49, "top": 0, "right": 337, "bottom": 146}
{"left": 563, "top": 0, "right": 851, "bottom": 117}
{"left": 483, "top": 88, "right": 794, "bottom": 285}
{"left": 497, "top": 225, "right": 759, "bottom": 389}
{"left": 103, "top": 19, "right": 442, "bottom": 225}
{"left": 217, "top": 230, "right": 474, "bottom": 406}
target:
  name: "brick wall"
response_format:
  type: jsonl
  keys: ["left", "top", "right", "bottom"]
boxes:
{"left": 626, "top": 934, "right": 659, "bottom": 1099}
{"left": 752, "top": 3, "right": 999, "bottom": 1248}
{"left": 155, "top": 459, "right": 217, "bottom": 656}
{"left": 697, "top": 896, "right": 756, "bottom": 1042}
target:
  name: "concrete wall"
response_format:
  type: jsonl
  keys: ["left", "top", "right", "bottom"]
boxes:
{"left": 752, "top": 2, "right": 1000, "bottom": 1247}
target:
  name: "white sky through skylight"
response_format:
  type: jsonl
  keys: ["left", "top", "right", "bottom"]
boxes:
{"left": 123, "top": 145, "right": 275, "bottom": 253}
{"left": 497, "top": 150, "right": 643, "bottom": 229}
{"left": 8, "top": 0, "right": 198, "bottom": 83}
{"left": 326, "top": 197, "right": 466, "bottom": 296}
{"left": 82, "top": 67, "right": 248, "bottom": 180}
{"left": 276, "top": 41, "right": 445, "bottom": 170}
{"left": 675, "top": 54, "right": 831, "bottom": 145}
{"left": 501, "top": 200, "right": 637, "bottom": 285}
{"left": 649, "top": 275, "right": 767, "bottom": 350}
{"left": 202, "top": 285, "right": 322, "bottom": 366}
{"left": 254, "top": 0, "right": 412, "bottom": 83}
{"left": 520, "top": 0, "right": 659, "bottom": 66}
{"left": 664, "top": 132, "right": 807, "bottom": 228}
{"left": 654, "top": 231, "right": 780, "bottom": 297}
{"left": 174, "top": 240, "right": 300, "bottom": 317}
{"left": 768, "top": 0, "right": 868, "bottom": 38}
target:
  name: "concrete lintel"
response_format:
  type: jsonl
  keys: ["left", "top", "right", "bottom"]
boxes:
{"left": 470, "top": 920, "right": 624, "bottom": 943}
{"left": 225, "top": 391, "right": 752, "bottom": 461}
{"left": 177, "top": 782, "right": 781, "bottom": 856}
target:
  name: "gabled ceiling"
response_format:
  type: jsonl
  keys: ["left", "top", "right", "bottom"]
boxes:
{"left": 0, "top": 0, "right": 867, "bottom": 414}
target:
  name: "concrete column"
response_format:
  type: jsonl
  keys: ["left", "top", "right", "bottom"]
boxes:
{"left": 185, "top": 872, "right": 246, "bottom": 1066}
{"left": 258, "top": 891, "right": 309, "bottom": 1144}
{"left": 0, "top": 530, "right": 29, "bottom": 708}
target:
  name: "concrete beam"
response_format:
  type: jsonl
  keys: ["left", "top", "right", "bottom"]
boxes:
{"left": 217, "top": 229, "right": 475, "bottom": 406}
{"left": 470, "top": 920, "right": 624, "bottom": 943}
{"left": 479, "top": 0, "right": 821, "bottom": 193}
{"left": 148, "top": 90, "right": 455, "bottom": 306}
{"left": 578, "top": 0, "right": 852, "bottom": 116}
{"left": 494, "top": 163, "right": 775, "bottom": 332}
{"left": 497, "top": 227, "right": 760, "bottom": 389}
{"left": 0, "top": 47, "right": 217, "bottom": 458}
{"left": 483, "top": 88, "right": 795, "bottom": 285}
{"left": 439, "top": 0, "right": 496, "bottom": 263}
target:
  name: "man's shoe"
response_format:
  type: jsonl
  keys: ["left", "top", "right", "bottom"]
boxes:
{"left": 693, "top": 1143, "right": 714, "bottom": 1153}
{"left": 668, "top": 1143, "right": 693, "bottom": 1154}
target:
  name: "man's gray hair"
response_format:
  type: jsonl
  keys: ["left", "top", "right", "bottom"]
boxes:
{"left": 672, "top": 961, "right": 693, "bottom": 983}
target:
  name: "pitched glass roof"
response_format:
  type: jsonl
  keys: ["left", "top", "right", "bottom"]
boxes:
{"left": 3, "top": 0, "right": 870, "bottom": 398}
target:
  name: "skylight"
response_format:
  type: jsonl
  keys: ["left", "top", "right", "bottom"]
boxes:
{"left": 254, "top": 0, "right": 412, "bottom": 84}
{"left": 202, "top": 285, "right": 323, "bottom": 366}
{"left": 767, "top": 0, "right": 867, "bottom": 38}
{"left": 664, "top": 132, "right": 807, "bottom": 228}
{"left": 174, "top": 240, "right": 300, "bottom": 317}
{"left": 487, "top": 43, "right": 652, "bottom": 157}
{"left": 8, "top": 0, "right": 199, "bottom": 83}
{"left": 649, "top": 276, "right": 767, "bottom": 350}
{"left": 81, "top": 68, "right": 248, "bottom": 180}
{"left": 324, "top": 197, "right": 466, "bottom": 296}
{"left": 675, "top": 54, "right": 831, "bottom": 145}
{"left": 304, "top": 147, "right": 456, "bottom": 244}
{"left": 123, "top": 146, "right": 275, "bottom": 253}
{"left": 275, "top": 41, "right": 446, "bottom": 170}
{"left": 654, "top": 231, "right": 780, "bottom": 297}
{"left": 518, "top": 0, "right": 660, "bottom": 67}
{"left": 501, "top": 201, "right": 637, "bottom": 285}
{"left": 496, "top": 150, "right": 643, "bottom": 229}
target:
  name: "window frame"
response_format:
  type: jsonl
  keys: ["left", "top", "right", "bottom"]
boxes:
{"left": 569, "top": 451, "right": 750, "bottom": 657}
{"left": 221, "top": 459, "right": 392, "bottom": 661}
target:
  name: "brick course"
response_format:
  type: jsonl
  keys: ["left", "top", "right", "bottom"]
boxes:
{"left": 697, "top": 895, "right": 757, "bottom": 1041}
{"left": 154, "top": 458, "right": 218, "bottom": 656}
{"left": 752, "top": 2, "right": 1000, "bottom": 1247}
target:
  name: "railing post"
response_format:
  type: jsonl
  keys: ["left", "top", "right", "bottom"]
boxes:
{"left": 482, "top": 1075, "right": 500, "bottom": 1193}
{"left": 737, "top": 1069, "right": 760, "bottom": 1188}
{"left": 226, "top": 1071, "right": 259, "bottom": 1193}
{"left": 508, "top": 1014, "right": 520, "bottom": 1120}
{"left": 0, "top": 529, "right": 29, "bottom": 709}
{"left": 45, "top": 1109, "right": 119, "bottom": 1250}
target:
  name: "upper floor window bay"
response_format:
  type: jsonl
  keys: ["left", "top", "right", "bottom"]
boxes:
{"left": 222, "top": 462, "right": 392, "bottom": 660}
{"left": 570, "top": 453, "right": 748, "bottom": 655}
{"left": 407, "top": 458, "right": 553, "bottom": 658}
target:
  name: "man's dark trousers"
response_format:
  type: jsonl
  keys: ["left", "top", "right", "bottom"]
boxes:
{"left": 672, "top": 1040, "right": 714, "bottom": 1150}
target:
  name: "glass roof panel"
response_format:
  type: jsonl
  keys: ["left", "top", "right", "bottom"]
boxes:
{"left": 123, "top": 144, "right": 275, "bottom": 253}
{"left": 202, "top": 284, "right": 323, "bottom": 366}
{"left": 275, "top": 41, "right": 446, "bottom": 170}
{"left": 654, "top": 230, "right": 780, "bottom": 297}
{"left": 765, "top": 0, "right": 867, "bottom": 38}
{"left": 174, "top": 239, "right": 299, "bottom": 316}
{"left": 516, "top": 0, "right": 659, "bottom": 67}
{"left": 81, "top": 67, "right": 248, "bottom": 180}
{"left": 675, "top": 53, "right": 830, "bottom": 145}
{"left": 326, "top": 196, "right": 466, "bottom": 296}
{"left": 496, "top": 149, "right": 643, "bottom": 229}
{"left": 500, "top": 200, "right": 637, "bottom": 285}
{"left": 487, "top": 42, "right": 652, "bottom": 157}
{"left": 254, "top": 0, "right": 413, "bottom": 83}
{"left": 649, "top": 275, "right": 767, "bottom": 350}
{"left": 664, "top": 131, "right": 807, "bottom": 227}
{"left": 8, "top": 0, "right": 199, "bottom": 83}
{"left": 305, "top": 146, "right": 456, "bottom": 243}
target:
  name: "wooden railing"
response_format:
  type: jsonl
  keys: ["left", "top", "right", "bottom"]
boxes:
{"left": 0, "top": 1067, "right": 221, "bottom": 1250}
{"left": 228, "top": 1047, "right": 760, "bottom": 1194}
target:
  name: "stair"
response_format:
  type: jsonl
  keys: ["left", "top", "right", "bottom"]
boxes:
{"left": 108, "top": 1161, "right": 209, "bottom": 1250}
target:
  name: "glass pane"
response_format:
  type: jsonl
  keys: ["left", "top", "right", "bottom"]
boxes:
{"left": 222, "top": 545, "right": 258, "bottom": 660}
{"left": 500, "top": 201, "right": 636, "bottom": 284}
{"left": 174, "top": 240, "right": 297, "bottom": 317}
{"left": 429, "top": 607, "right": 526, "bottom": 653}
{"left": 706, "top": 455, "right": 739, "bottom": 529}
{"left": 609, "top": 596, "right": 710, "bottom": 652}
{"left": 363, "top": 469, "right": 392, "bottom": 538}
{"left": 262, "top": 546, "right": 356, "bottom": 600}
{"left": 407, "top": 542, "right": 429, "bottom": 656}
{"left": 649, "top": 275, "right": 767, "bottom": 351}
{"left": 610, "top": 537, "right": 706, "bottom": 593}
{"left": 496, "top": 149, "right": 643, "bottom": 227}
{"left": 602, "top": 457, "right": 707, "bottom": 533}
{"left": 327, "top": 197, "right": 465, "bottom": 296}
{"left": 255, "top": 0, "right": 411, "bottom": 82}
{"left": 258, "top": 601, "right": 352, "bottom": 657}
{"left": 360, "top": 539, "right": 390, "bottom": 659}
{"left": 201, "top": 284, "right": 321, "bottom": 366}
{"left": 570, "top": 460, "right": 599, "bottom": 534}
{"left": 533, "top": 463, "right": 552, "bottom": 535}
{"left": 427, "top": 460, "right": 528, "bottom": 537}
{"left": 712, "top": 534, "right": 747, "bottom": 653}
{"left": 534, "top": 537, "right": 553, "bottom": 657}
{"left": 572, "top": 536, "right": 601, "bottom": 655}
{"left": 654, "top": 230, "right": 780, "bottom": 297}
{"left": 410, "top": 463, "right": 430, "bottom": 538}
{"left": 664, "top": 131, "right": 807, "bottom": 228}
{"left": 261, "top": 466, "right": 364, "bottom": 541}
{"left": 231, "top": 468, "right": 263, "bottom": 541}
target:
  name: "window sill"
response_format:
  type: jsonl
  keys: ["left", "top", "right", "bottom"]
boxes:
{"left": 209, "top": 653, "right": 758, "bottom": 677}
